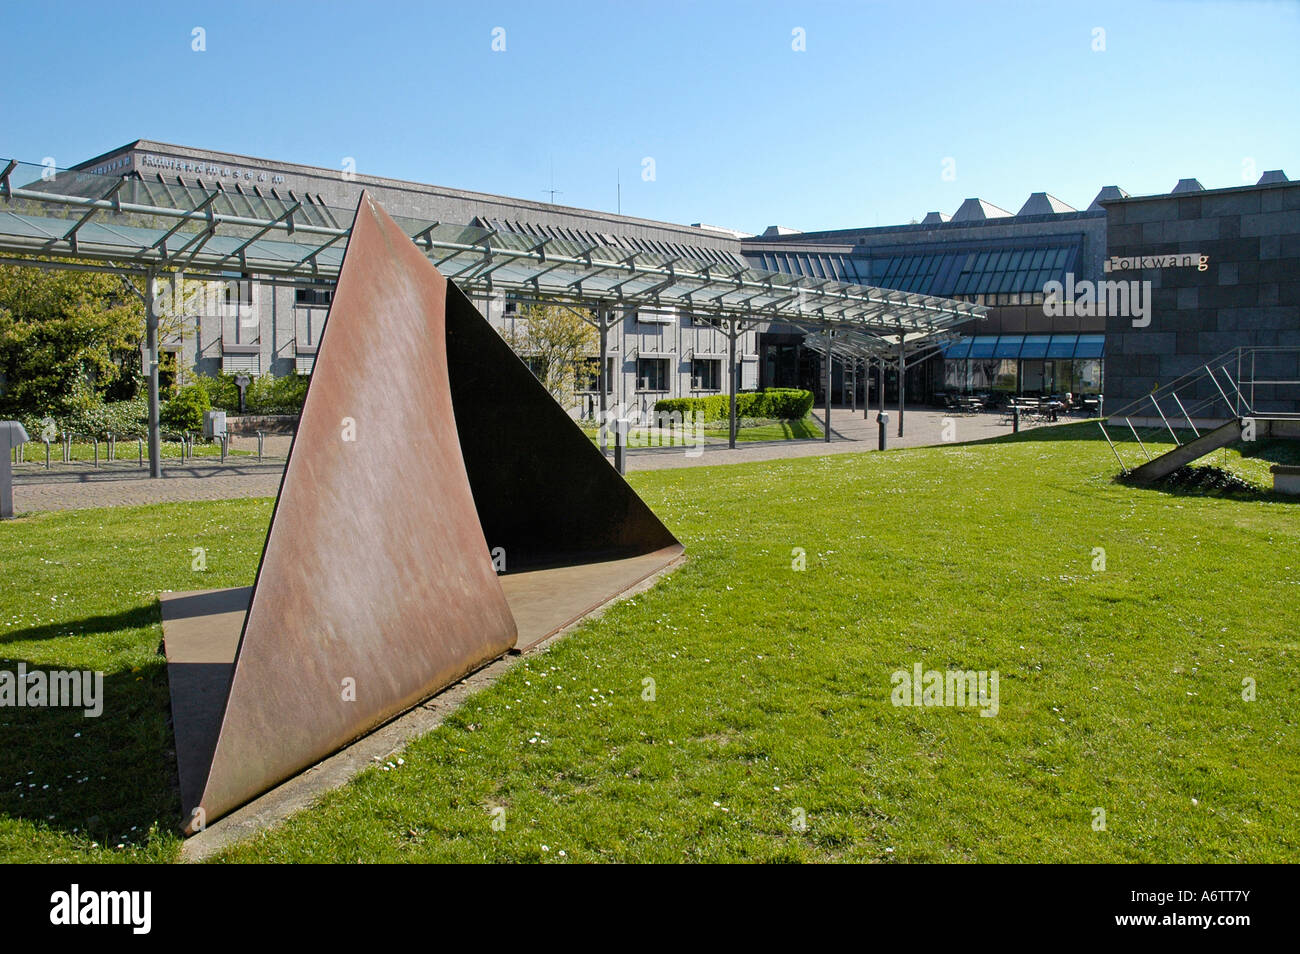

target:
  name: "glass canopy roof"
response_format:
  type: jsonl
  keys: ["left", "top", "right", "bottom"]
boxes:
{"left": 0, "top": 159, "right": 986, "bottom": 338}
{"left": 746, "top": 243, "right": 1082, "bottom": 298}
{"left": 940, "top": 334, "right": 1105, "bottom": 360}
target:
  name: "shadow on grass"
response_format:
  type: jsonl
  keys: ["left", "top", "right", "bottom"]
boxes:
{"left": 0, "top": 604, "right": 161, "bottom": 646}
{"left": 953, "top": 419, "right": 1110, "bottom": 447}
{"left": 1118, "top": 464, "right": 1261, "bottom": 499}
{"left": 0, "top": 652, "right": 179, "bottom": 846}
{"left": 951, "top": 420, "right": 1300, "bottom": 502}
{"left": 1118, "top": 463, "right": 1297, "bottom": 502}
{"left": 1237, "top": 438, "right": 1300, "bottom": 467}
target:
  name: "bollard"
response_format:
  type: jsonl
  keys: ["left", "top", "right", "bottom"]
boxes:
{"left": 138, "top": 437, "right": 144, "bottom": 468}
{"left": 1013, "top": 405, "right": 1020, "bottom": 434}
{"left": 62, "top": 433, "right": 71, "bottom": 464}
{"left": 877, "top": 412, "right": 889, "bottom": 451}
{"left": 108, "top": 433, "right": 115, "bottom": 462}
{"left": 614, "top": 428, "right": 625, "bottom": 475}
{"left": 92, "top": 436, "right": 99, "bottom": 468}
{"left": 221, "top": 433, "right": 229, "bottom": 463}
{"left": 0, "top": 422, "right": 29, "bottom": 519}
{"left": 44, "top": 440, "right": 51, "bottom": 470}
{"left": 257, "top": 431, "right": 264, "bottom": 463}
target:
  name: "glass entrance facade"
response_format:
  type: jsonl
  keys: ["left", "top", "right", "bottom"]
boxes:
{"left": 940, "top": 334, "right": 1104, "bottom": 397}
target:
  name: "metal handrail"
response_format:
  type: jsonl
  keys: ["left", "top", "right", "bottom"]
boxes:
{"left": 1097, "top": 346, "right": 1300, "bottom": 474}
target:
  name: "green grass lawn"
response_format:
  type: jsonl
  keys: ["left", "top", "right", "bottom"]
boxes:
{"left": 0, "top": 424, "right": 1296, "bottom": 862}
{"left": 712, "top": 416, "right": 823, "bottom": 442}
{"left": 12, "top": 440, "right": 251, "bottom": 467}
{"left": 581, "top": 414, "right": 823, "bottom": 447}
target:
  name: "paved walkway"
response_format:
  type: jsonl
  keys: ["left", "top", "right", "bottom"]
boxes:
{"left": 9, "top": 407, "right": 1072, "bottom": 514}
{"left": 11, "top": 460, "right": 287, "bottom": 513}
{"left": 623, "top": 406, "right": 1037, "bottom": 471}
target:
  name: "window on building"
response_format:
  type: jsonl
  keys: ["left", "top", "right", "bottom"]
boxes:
{"left": 637, "top": 358, "right": 670, "bottom": 392}
{"left": 636, "top": 309, "right": 675, "bottom": 325}
{"left": 295, "top": 308, "right": 324, "bottom": 349}
{"left": 692, "top": 314, "right": 723, "bottom": 329}
{"left": 691, "top": 358, "right": 722, "bottom": 391}
{"left": 295, "top": 286, "right": 334, "bottom": 307}
{"left": 577, "top": 357, "right": 614, "bottom": 393}
{"left": 221, "top": 280, "right": 258, "bottom": 345}
{"left": 224, "top": 279, "right": 254, "bottom": 308}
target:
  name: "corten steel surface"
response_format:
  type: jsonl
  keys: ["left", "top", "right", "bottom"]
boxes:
{"left": 185, "top": 194, "right": 518, "bottom": 833}
{"left": 444, "top": 279, "right": 679, "bottom": 569}
{"left": 166, "top": 192, "right": 682, "bottom": 834}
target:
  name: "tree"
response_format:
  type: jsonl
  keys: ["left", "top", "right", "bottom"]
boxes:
{"left": 498, "top": 303, "right": 597, "bottom": 409}
{"left": 135, "top": 272, "right": 207, "bottom": 389}
{"left": 0, "top": 262, "right": 145, "bottom": 416}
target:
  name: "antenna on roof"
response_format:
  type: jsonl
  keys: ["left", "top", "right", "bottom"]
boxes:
{"left": 543, "top": 157, "right": 562, "bottom": 204}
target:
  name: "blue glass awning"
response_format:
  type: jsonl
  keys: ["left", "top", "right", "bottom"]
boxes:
{"left": 941, "top": 333, "right": 1105, "bottom": 360}
{"left": 941, "top": 338, "right": 972, "bottom": 359}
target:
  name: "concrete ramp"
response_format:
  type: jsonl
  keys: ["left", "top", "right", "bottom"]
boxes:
{"left": 1126, "top": 419, "right": 1243, "bottom": 484}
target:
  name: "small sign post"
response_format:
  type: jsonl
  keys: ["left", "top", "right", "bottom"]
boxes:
{"left": 0, "top": 421, "right": 30, "bottom": 519}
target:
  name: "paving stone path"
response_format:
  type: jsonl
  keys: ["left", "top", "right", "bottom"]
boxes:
{"left": 10, "top": 409, "right": 1075, "bottom": 514}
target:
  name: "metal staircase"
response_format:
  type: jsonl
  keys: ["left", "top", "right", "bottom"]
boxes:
{"left": 1098, "top": 346, "right": 1300, "bottom": 483}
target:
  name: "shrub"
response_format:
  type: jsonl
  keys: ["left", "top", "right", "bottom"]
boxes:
{"left": 204, "top": 374, "right": 241, "bottom": 412}
{"left": 245, "top": 373, "right": 309, "bottom": 414}
{"left": 161, "top": 381, "right": 211, "bottom": 434}
{"left": 19, "top": 379, "right": 149, "bottom": 440}
{"left": 654, "top": 388, "right": 813, "bottom": 423}
{"left": 206, "top": 373, "right": 309, "bottom": 415}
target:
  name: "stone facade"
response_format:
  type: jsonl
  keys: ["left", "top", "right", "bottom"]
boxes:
{"left": 1102, "top": 180, "right": 1300, "bottom": 415}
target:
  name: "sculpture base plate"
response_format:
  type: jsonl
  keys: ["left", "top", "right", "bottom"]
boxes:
{"left": 160, "top": 543, "right": 684, "bottom": 827}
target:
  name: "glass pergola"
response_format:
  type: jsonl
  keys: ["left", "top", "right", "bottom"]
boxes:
{"left": 0, "top": 159, "right": 986, "bottom": 337}
{"left": 0, "top": 157, "right": 989, "bottom": 461}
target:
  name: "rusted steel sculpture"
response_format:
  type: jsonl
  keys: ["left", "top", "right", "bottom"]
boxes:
{"left": 163, "top": 193, "right": 682, "bottom": 834}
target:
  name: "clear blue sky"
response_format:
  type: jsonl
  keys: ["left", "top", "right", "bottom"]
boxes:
{"left": 2, "top": 0, "right": 1297, "bottom": 233}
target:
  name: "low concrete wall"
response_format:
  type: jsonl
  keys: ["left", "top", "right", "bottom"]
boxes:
{"left": 1271, "top": 465, "right": 1300, "bottom": 495}
{"left": 226, "top": 414, "right": 298, "bottom": 436}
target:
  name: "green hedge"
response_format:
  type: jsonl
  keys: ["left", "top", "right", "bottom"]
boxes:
{"left": 20, "top": 397, "right": 149, "bottom": 441}
{"left": 14, "top": 373, "right": 311, "bottom": 441}
{"left": 206, "top": 373, "right": 310, "bottom": 415}
{"left": 654, "top": 388, "right": 813, "bottom": 424}
{"left": 160, "top": 382, "right": 211, "bottom": 434}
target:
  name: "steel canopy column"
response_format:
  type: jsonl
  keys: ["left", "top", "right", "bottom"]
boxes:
{"left": 727, "top": 318, "right": 739, "bottom": 450}
{"left": 823, "top": 321, "right": 832, "bottom": 443}
{"left": 877, "top": 359, "right": 884, "bottom": 430}
{"left": 863, "top": 357, "right": 870, "bottom": 419}
{"left": 145, "top": 269, "right": 162, "bottom": 478}
{"left": 897, "top": 339, "right": 905, "bottom": 438}
{"left": 598, "top": 307, "right": 609, "bottom": 457}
